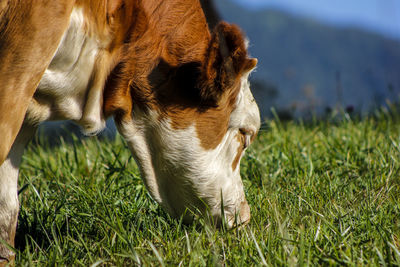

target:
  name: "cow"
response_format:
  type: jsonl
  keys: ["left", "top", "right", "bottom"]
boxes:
{"left": 0, "top": 0, "right": 260, "bottom": 263}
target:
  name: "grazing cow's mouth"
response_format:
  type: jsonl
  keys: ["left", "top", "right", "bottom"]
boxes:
{"left": 117, "top": 114, "right": 257, "bottom": 228}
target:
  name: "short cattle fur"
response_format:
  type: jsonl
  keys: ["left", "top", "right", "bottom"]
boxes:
{"left": 0, "top": 1, "right": 260, "bottom": 264}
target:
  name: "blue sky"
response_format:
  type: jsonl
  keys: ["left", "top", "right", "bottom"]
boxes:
{"left": 232, "top": 0, "right": 400, "bottom": 39}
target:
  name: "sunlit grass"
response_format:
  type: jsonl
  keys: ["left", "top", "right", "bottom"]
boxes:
{"left": 16, "top": 112, "right": 400, "bottom": 266}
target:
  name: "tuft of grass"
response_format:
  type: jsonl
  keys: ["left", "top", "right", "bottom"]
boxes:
{"left": 16, "top": 113, "right": 400, "bottom": 266}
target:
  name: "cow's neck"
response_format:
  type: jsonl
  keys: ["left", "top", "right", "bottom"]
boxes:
{"left": 26, "top": 6, "right": 110, "bottom": 135}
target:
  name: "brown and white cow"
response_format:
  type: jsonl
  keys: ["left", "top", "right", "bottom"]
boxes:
{"left": 0, "top": 0, "right": 260, "bottom": 263}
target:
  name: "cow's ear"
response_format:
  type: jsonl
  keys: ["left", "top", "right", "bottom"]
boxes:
{"left": 199, "top": 22, "right": 257, "bottom": 105}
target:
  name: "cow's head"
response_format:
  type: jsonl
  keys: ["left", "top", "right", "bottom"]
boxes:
{"left": 105, "top": 21, "right": 260, "bottom": 228}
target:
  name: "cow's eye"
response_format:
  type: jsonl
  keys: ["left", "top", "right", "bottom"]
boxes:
{"left": 239, "top": 128, "right": 253, "bottom": 149}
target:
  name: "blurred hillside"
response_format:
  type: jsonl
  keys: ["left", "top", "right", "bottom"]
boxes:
{"left": 215, "top": 0, "right": 400, "bottom": 117}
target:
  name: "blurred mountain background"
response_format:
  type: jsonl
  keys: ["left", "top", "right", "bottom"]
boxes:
{"left": 214, "top": 0, "right": 400, "bottom": 118}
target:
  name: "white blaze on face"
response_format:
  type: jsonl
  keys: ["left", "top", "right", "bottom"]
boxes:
{"left": 118, "top": 71, "right": 260, "bottom": 227}
{"left": 231, "top": 71, "right": 261, "bottom": 139}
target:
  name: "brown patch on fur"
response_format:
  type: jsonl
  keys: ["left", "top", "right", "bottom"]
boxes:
{"left": 104, "top": 2, "right": 256, "bottom": 150}
{"left": 104, "top": 0, "right": 210, "bottom": 119}
{"left": 79, "top": 0, "right": 138, "bottom": 131}
{"left": 103, "top": 0, "right": 153, "bottom": 120}
{"left": 75, "top": 0, "right": 109, "bottom": 38}
{"left": 232, "top": 133, "right": 244, "bottom": 171}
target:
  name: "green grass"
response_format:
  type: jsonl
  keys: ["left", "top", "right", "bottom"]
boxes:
{"left": 15, "top": 112, "right": 400, "bottom": 266}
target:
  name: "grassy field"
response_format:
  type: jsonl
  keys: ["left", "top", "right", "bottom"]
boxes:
{"left": 14, "top": 111, "right": 400, "bottom": 266}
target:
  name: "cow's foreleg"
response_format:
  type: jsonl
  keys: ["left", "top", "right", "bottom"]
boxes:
{"left": 0, "top": 124, "right": 36, "bottom": 265}
{"left": 0, "top": 1, "right": 74, "bottom": 165}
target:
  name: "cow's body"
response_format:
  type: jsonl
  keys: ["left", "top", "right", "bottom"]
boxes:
{"left": 0, "top": 0, "right": 260, "bottom": 263}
